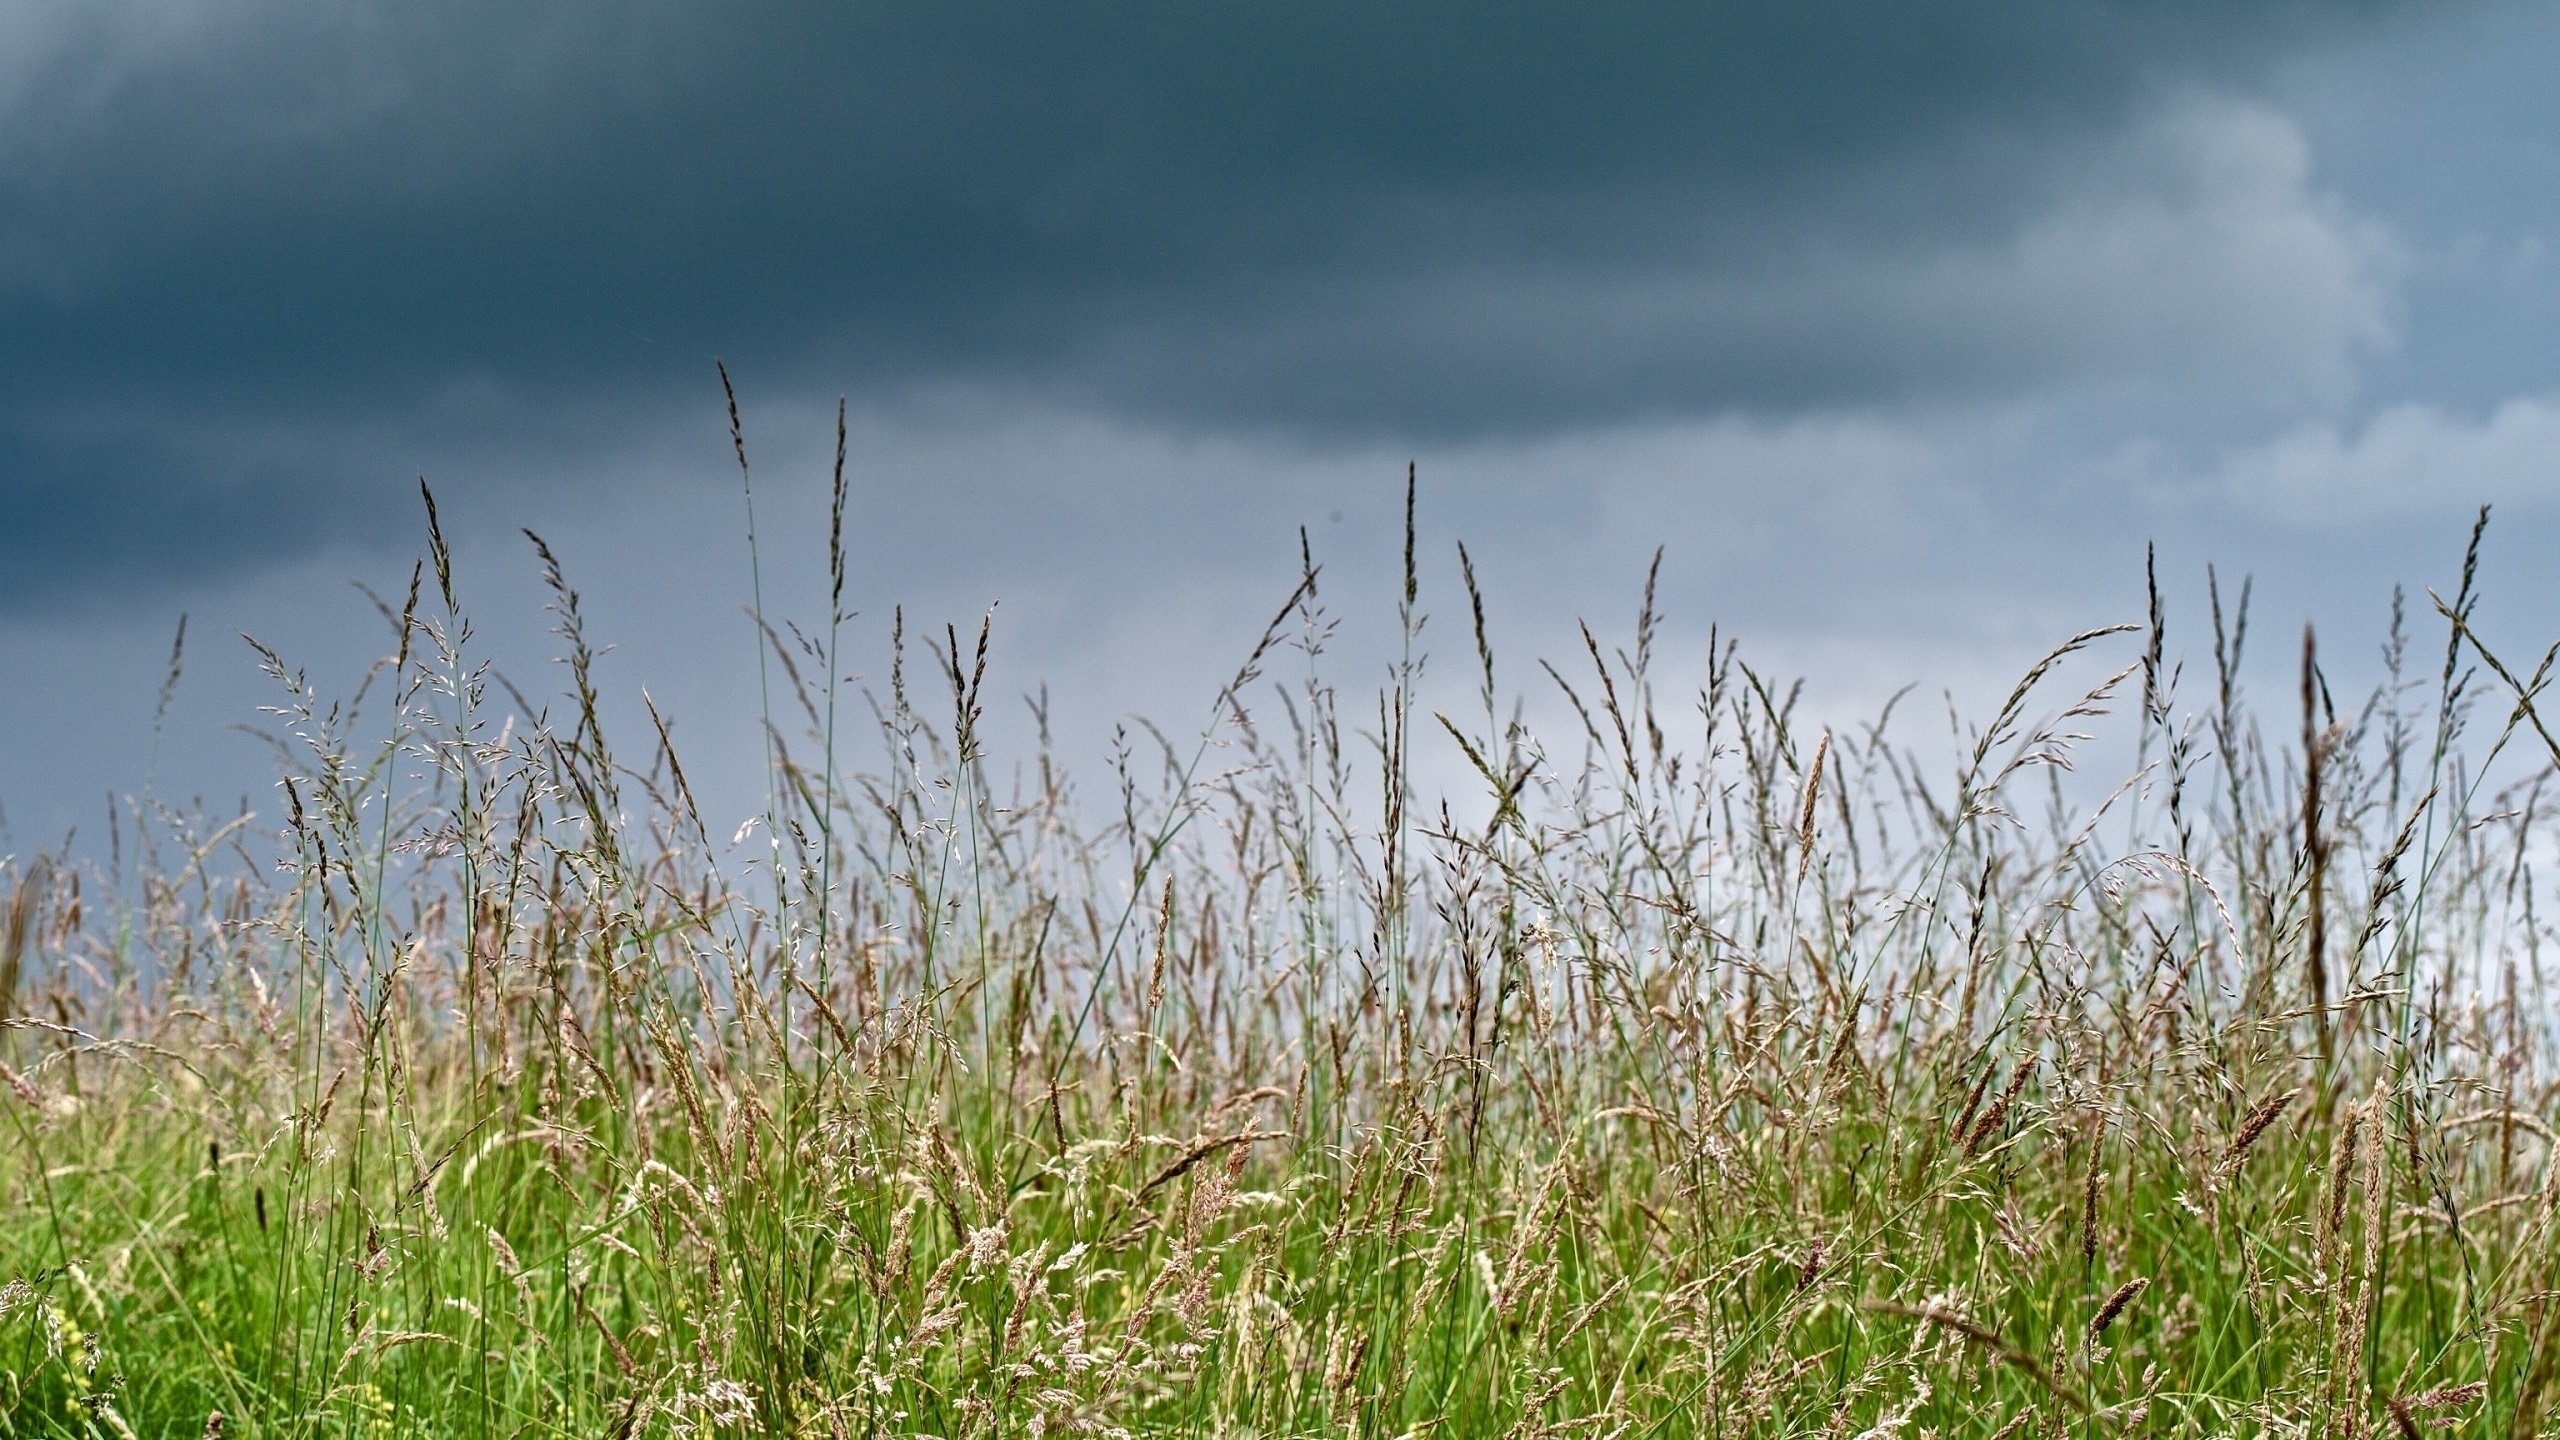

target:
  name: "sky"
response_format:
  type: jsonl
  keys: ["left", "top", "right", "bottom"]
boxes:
{"left": 8, "top": 0, "right": 2560, "bottom": 849}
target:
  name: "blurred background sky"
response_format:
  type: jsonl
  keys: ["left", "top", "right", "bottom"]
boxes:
{"left": 8, "top": 0, "right": 2560, "bottom": 848}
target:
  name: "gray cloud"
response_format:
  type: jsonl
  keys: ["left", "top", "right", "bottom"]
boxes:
{"left": 2, "top": 2, "right": 2410, "bottom": 382}
{"left": 0, "top": 0, "right": 2436, "bottom": 606}
{"left": 2207, "top": 392, "right": 2560, "bottom": 518}
{"left": 1065, "top": 98, "right": 2395, "bottom": 429}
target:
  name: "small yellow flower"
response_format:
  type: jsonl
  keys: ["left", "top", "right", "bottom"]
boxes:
{"left": 46, "top": 1304, "right": 91, "bottom": 1392}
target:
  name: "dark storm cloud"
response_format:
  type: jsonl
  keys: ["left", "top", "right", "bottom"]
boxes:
{"left": 0, "top": 0, "right": 2422, "bottom": 604}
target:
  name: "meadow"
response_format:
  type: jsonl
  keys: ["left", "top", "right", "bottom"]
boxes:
{"left": 1, "top": 430, "right": 2555, "bottom": 1437}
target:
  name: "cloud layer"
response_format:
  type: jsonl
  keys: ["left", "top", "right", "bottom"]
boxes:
{"left": 0, "top": 1, "right": 2431, "bottom": 606}
{"left": 20, "top": 0, "right": 2560, "bottom": 855}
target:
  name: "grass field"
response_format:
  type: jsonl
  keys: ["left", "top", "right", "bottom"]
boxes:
{"left": 2, "top": 457, "right": 2556, "bottom": 1438}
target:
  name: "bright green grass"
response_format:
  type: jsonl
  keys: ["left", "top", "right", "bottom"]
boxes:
{"left": 0, "top": 497, "right": 2554, "bottom": 1438}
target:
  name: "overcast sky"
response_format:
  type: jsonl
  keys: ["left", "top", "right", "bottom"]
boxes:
{"left": 8, "top": 0, "right": 2560, "bottom": 848}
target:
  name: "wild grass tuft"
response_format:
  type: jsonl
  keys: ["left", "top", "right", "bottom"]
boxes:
{"left": 0, "top": 463, "right": 2554, "bottom": 1438}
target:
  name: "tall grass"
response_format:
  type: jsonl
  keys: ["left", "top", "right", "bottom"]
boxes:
{"left": 1, "top": 463, "right": 2556, "bottom": 1438}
